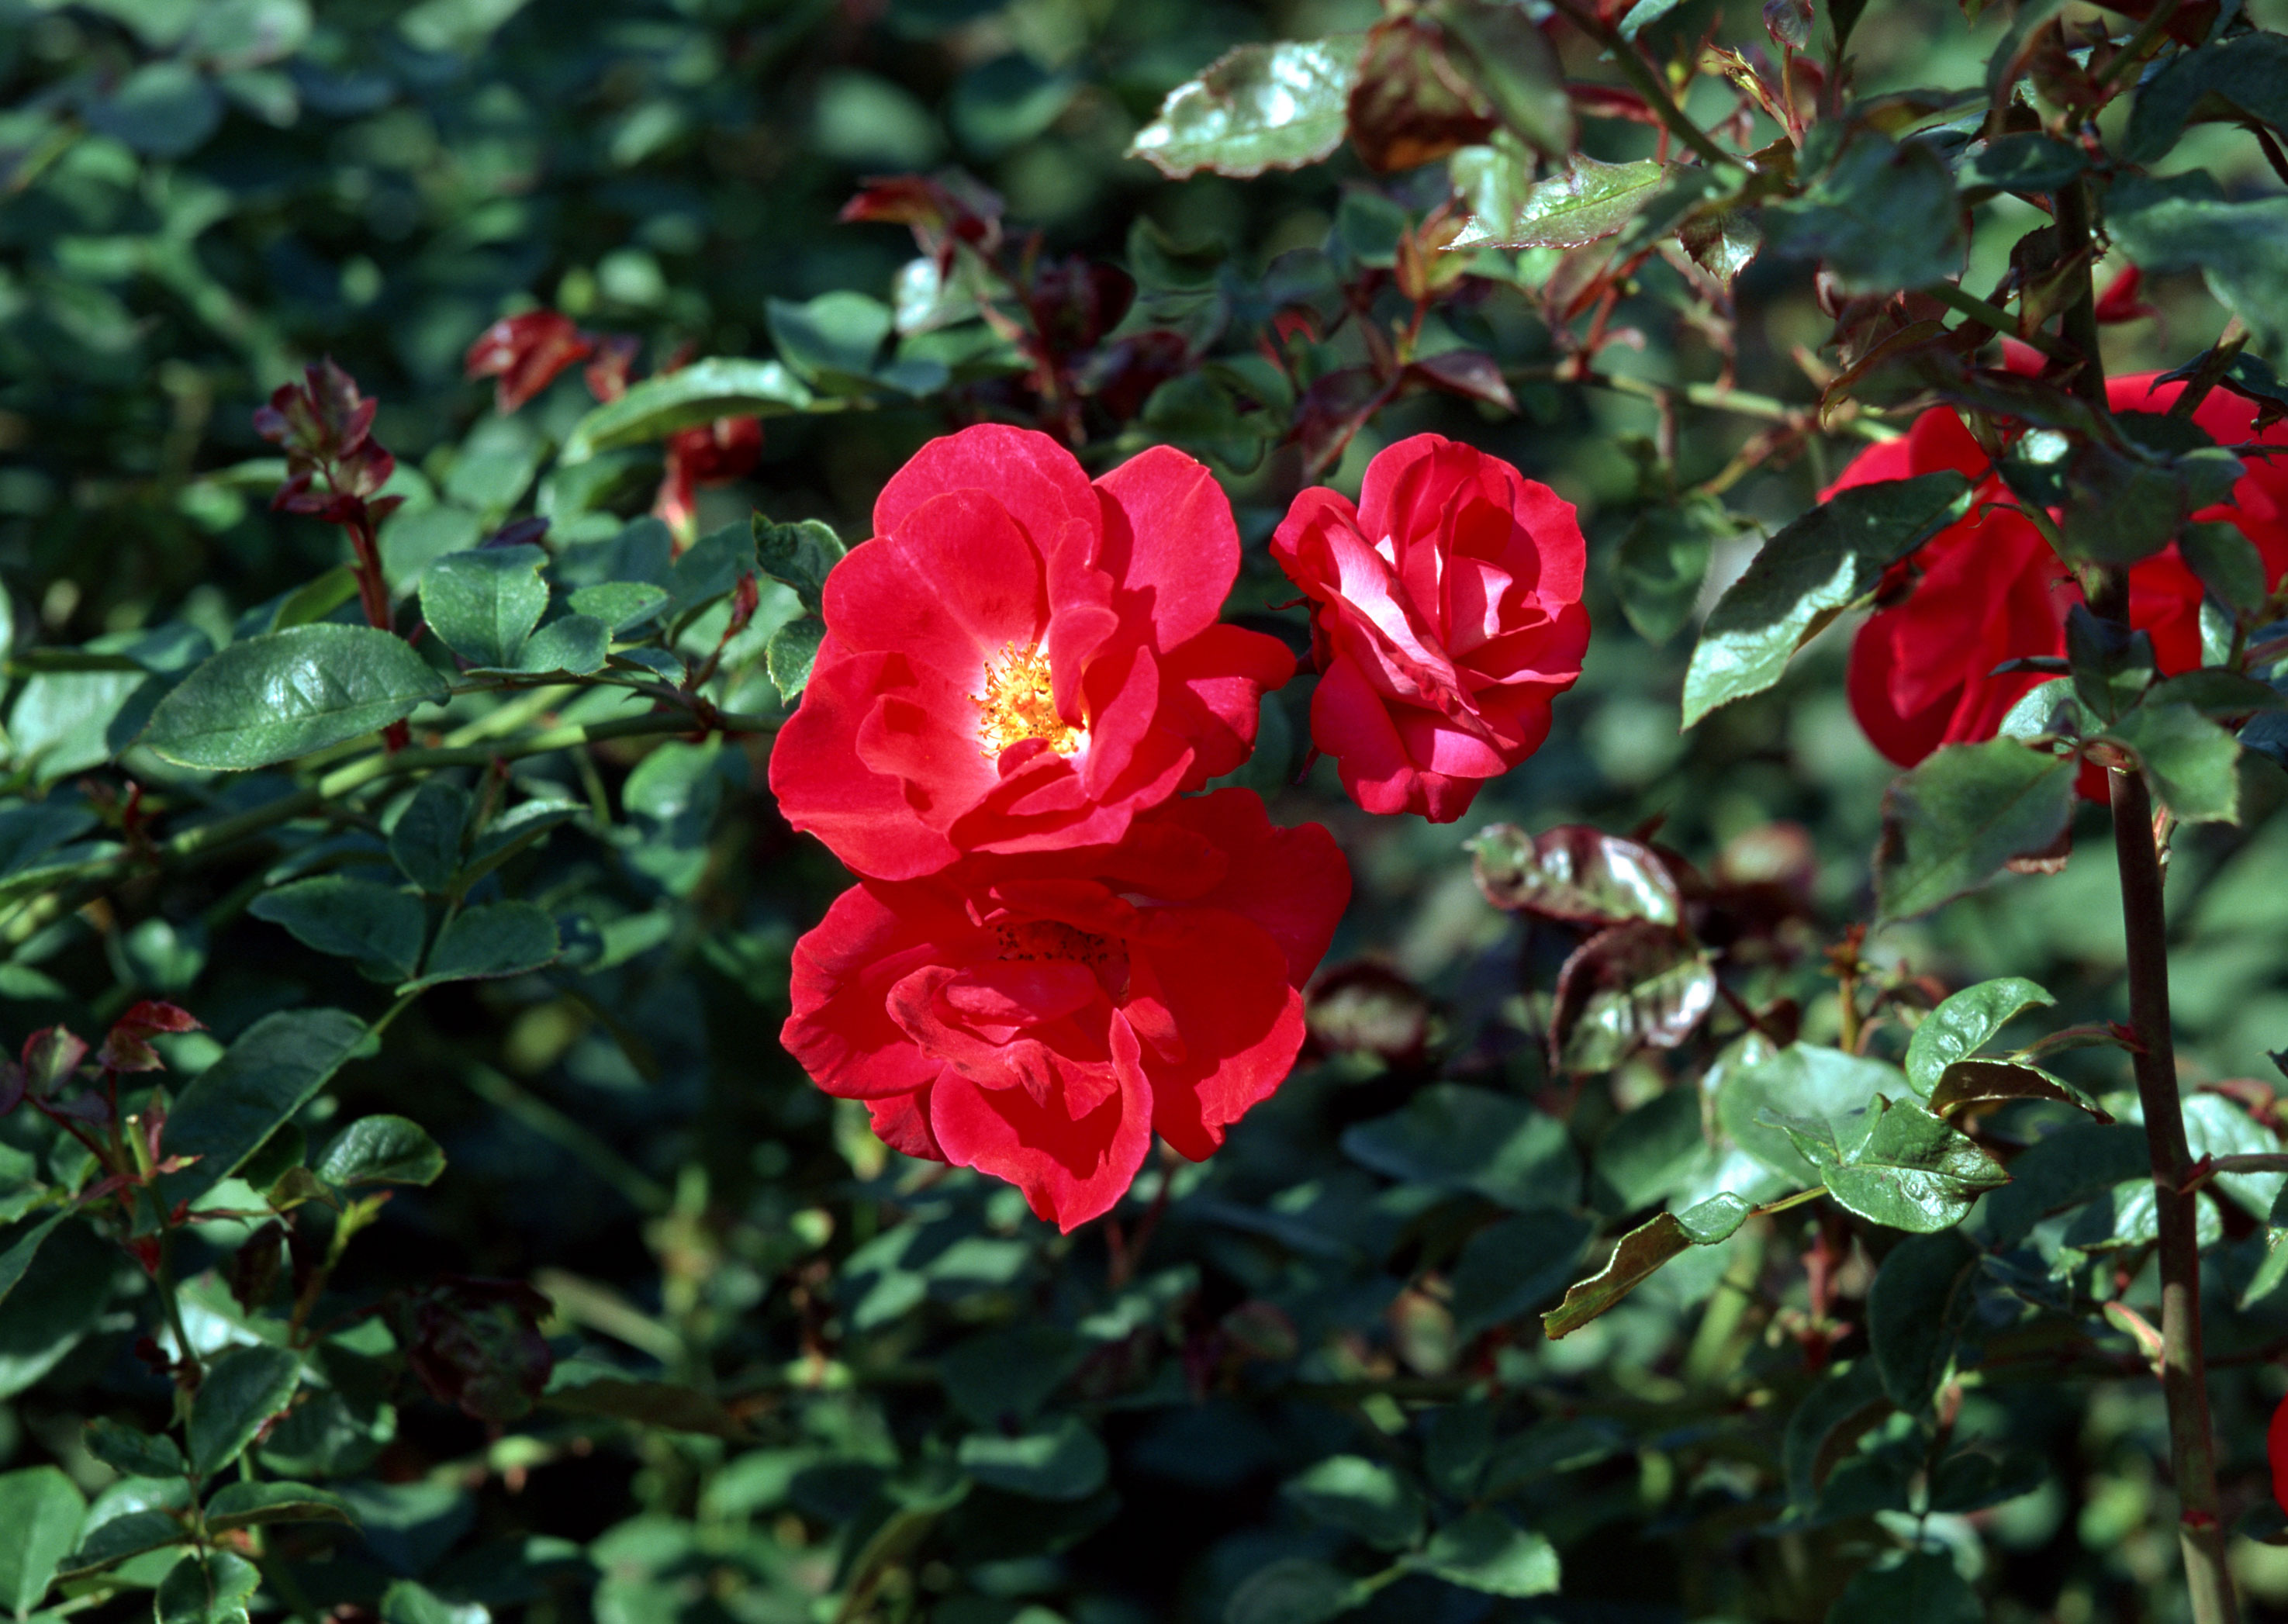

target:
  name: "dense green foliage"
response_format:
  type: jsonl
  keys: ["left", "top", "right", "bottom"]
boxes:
{"left": 4, "top": 0, "right": 2288, "bottom": 1620}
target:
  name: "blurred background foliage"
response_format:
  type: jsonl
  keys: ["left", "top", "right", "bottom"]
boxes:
{"left": 4, "top": 0, "right": 2288, "bottom": 1620}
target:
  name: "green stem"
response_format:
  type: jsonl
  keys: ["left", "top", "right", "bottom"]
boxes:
{"left": 1922, "top": 283, "right": 2072, "bottom": 360}
{"left": 2093, "top": 0, "right": 2183, "bottom": 92}
{"left": 2054, "top": 181, "right": 2108, "bottom": 408}
{"left": 147, "top": 1205, "right": 204, "bottom": 1387}
{"left": 1543, "top": 0, "right": 1737, "bottom": 168}
{"left": 1587, "top": 371, "right": 1903, "bottom": 441}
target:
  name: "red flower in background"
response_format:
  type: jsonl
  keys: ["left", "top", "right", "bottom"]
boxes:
{"left": 465, "top": 311, "right": 594, "bottom": 414}
{"left": 1271, "top": 434, "right": 1590, "bottom": 822}
{"left": 655, "top": 415, "right": 766, "bottom": 541}
{"left": 2272, "top": 1391, "right": 2288, "bottom": 1516}
{"left": 1843, "top": 372, "right": 2288, "bottom": 787}
{"left": 768, "top": 424, "right": 1294, "bottom": 880}
{"left": 780, "top": 790, "right": 1349, "bottom": 1230}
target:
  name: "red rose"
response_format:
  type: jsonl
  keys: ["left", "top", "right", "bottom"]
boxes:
{"left": 2272, "top": 1392, "right": 2288, "bottom": 1516}
{"left": 779, "top": 789, "right": 1349, "bottom": 1230}
{"left": 1270, "top": 434, "right": 1590, "bottom": 823}
{"left": 769, "top": 426, "right": 1295, "bottom": 880}
{"left": 1843, "top": 373, "right": 2288, "bottom": 786}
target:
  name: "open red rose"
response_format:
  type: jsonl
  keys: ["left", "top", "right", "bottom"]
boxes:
{"left": 769, "top": 426, "right": 1294, "bottom": 880}
{"left": 1270, "top": 434, "right": 1590, "bottom": 823}
{"left": 779, "top": 788, "right": 1349, "bottom": 1230}
{"left": 1843, "top": 373, "right": 2288, "bottom": 788}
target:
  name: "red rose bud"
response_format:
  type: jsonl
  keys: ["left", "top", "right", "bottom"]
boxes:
{"left": 1841, "top": 372, "right": 2288, "bottom": 797}
{"left": 779, "top": 789, "right": 1348, "bottom": 1231}
{"left": 1270, "top": 434, "right": 1591, "bottom": 822}
{"left": 768, "top": 425, "right": 1295, "bottom": 881}
{"left": 464, "top": 311, "right": 595, "bottom": 415}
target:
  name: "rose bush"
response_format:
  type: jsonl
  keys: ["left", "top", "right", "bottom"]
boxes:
{"left": 1271, "top": 434, "right": 1590, "bottom": 822}
{"left": 770, "top": 425, "right": 1295, "bottom": 879}
{"left": 779, "top": 788, "right": 1348, "bottom": 1228}
{"left": 1844, "top": 373, "right": 2288, "bottom": 777}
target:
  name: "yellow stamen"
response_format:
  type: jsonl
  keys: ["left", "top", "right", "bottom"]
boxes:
{"left": 973, "top": 642, "right": 1084, "bottom": 759}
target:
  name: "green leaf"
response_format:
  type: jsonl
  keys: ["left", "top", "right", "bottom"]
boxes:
{"left": 2106, "top": 702, "right": 2241, "bottom": 824}
{"left": 85, "top": 1418, "right": 188, "bottom": 1480}
{"left": 1761, "top": 133, "right": 1965, "bottom": 296}
{"left": 1592, "top": 1087, "right": 1709, "bottom": 1212}
{"left": 1719, "top": 1045, "right": 1903, "bottom": 1185}
{"left": 157, "top": 1009, "right": 370, "bottom": 1211}
{"left": 410, "top": 901, "right": 560, "bottom": 989}
{"left": 1127, "top": 39, "right": 1359, "bottom": 179}
{"left": 0, "top": 1212, "right": 68, "bottom": 1312}
{"left": 938, "top": 1325, "right": 1083, "bottom": 1429}
{"left": 0, "top": 1465, "right": 85, "bottom": 1615}
{"left": 1823, "top": 1550, "right": 1981, "bottom": 1624}
{"left": 271, "top": 565, "right": 361, "bottom": 631}
{"left": 767, "top": 292, "right": 892, "bottom": 390}
{"left": 1224, "top": 1558, "right": 1366, "bottom": 1624}
{"left": 1800, "top": 1096, "right": 2009, "bottom": 1233}
{"left": 752, "top": 515, "right": 847, "bottom": 615}
{"left": 1282, "top": 1455, "right": 1426, "bottom": 1550}
{"left": 2178, "top": 521, "right": 2273, "bottom": 615}
{"left": 956, "top": 1417, "right": 1108, "bottom": 1501}
{"left": 766, "top": 616, "right": 827, "bottom": 703}
{"left": 1929, "top": 1059, "right": 2112, "bottom": 1122}
{"left": 248, "top": 876, "right": 427, "bottom": 980}
{"left": 315, "top": 1115, "right": 445, "bottom": 1188}
{"left": 1453, "top": 154, "right": 1665, "bottom": 248}
{"left": 1541, "top": 1193, "right": 1754, "bottom": 1339}
{"left": 2064, "top": 604, "right": 2155, "bottom": 724}
{"left": 143, "top": 626, "right": 448, "bottom": 770}
{"left": 1979, "top": 1122, "right": 2148, "bottom": 1246}
{"left": 1408, "top": 1509, "right": 1560, "bottom": 1597}
{"left": 1439, "top": 0, "right": 1574, "bottom": 156}
{"left": 1612, "top": 495, "right": 1730, "bottom": 645}
{"left": 1467, "top": 823, "right": 1681, "bottom": 925}
{"left": 1904, "top": 976, "right": 2055, "bottom": 1095}
{"left": 1866, "top": 1230, "right": 1980, "bottom": 1411}
{"left": 1875, "top": 739, "right": 2075, "bottom": 921}
{"left": 1965, "top": 131, "right": 2086, "bottom": 194}
{"left": 1340, "top": 1083, "right": 1579, "bottom": 1210}
{"left": 2106, "top": 172, "right": 2288, "bottom": 342}
{"left": 568, "top": 582, "right": 670, "bottom": 634}
{"left": 1682, "top": 472, "right": 1972, "bottom": 727}
{"left": 2145, "top": 669, "right": 2286, "bottom": 719}
{"left": 154, "top": 1550, "right": 261, "bottom": 1624}
{"left": 59, "top": 1508, "right": 188, "bottom": 1580}
{"left": 420, "top": 545, "right": 548, "bottom": 668}
{"left": 389, "top": 778, "right": 472, "bottom": 893}
{"left": 202, "top": 1480, "right": 357, "bottom": 1532}
{"left": 508, "top": 613, "right": 610, "bottom": 677}
{"left": 188, "top": 1343, "right": 303, "bottom": 1479}
{"left": 1448, "top": 1211, "right": 1593, "bottom": 1339}
{"left": 2124, "top": 31, "right": 2288, "bottom": 163}
{"left": 1784, "top": 1357, "right": 1889, "bottom": 1510}
{"left": 558, "top": 358, "right": 814, "bottom": 465}
{"left": 665, "top": 520, "right": 756, "bottom": 629}
{"left": 543, "top": 1368, "right": 752, "bottom": 1439}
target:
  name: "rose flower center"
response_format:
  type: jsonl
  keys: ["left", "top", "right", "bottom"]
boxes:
{"left": 994, "top": 919, "right": 1115, "bottom": 964}
{"left": 973, "top": 642, "right": 1085, "bottom": 759}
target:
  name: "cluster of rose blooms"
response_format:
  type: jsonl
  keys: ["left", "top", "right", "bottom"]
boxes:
{"left": 769, "top": 427, "right": 1594, "bottom": 1227}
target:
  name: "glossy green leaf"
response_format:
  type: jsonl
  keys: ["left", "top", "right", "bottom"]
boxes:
{"left": 154, "top": 1549, "right": 261, "bottom": 1624}
{"left": 1929, "top": 1059, "right": 2111, "bottom": 1122}
{"left": 2106, "top": 702, "right": 2241, "bottom": 824}
{"left": 1453, "top": 154, "right": 1664, "bottom": 248}
{"left": 58, "top": 1509, "right": 188, "bottom": 1580}
{"left": 1790, "top": 1095, "right": 2008, "bottom": 1233}
{"left": 0, "top": 1212, "right": 68, "bottom": 1312}
{"left": 2064, "top": 605, "right": 2155, "bottom": 724}
{"left": 1683, "top": 472, "right": 1972, "bottom": 727}
{"left": 203, "top": 1479, "right": 357, "bottom": 1532}
{"left": 1282, "top": 1455, "right": 1426, "bottom": 1550}
{"left": 389, "top": 778, "right": 472, "bottom": 893}
{"left": 768, "top": 292, "right": 892, "bottom": 389}
{"left": 1719, "top": 1044, "right": 1903, "bottom": 1185}
{"left": 2106, "top": 173, "right": 2288, "bottom": 342}
{"left": 1408, "top": 1509, "right": 1560, "bottom": 1597}
{"left": 1904, "top": 976, "right": 2055, "bottom": 1095}
{"left": 2145, "top": 669, "right": 2286, "bottom": 719}
{"left": 315, "top": 1115, "right": 446, "bottom": 1187}
{"left": 248, "top": 876, "right": 427, "bottom": 980}
{"left": 0, "top": 1465, "right": 85, "bottom": 1615}
{"left": 1439, "top": 0, "right": 1573, "bottom": 156}
{"left": 509, "top": 613, "right": 610, "bottom": 677}
{"left": 156, "top": 1008, "right": 370, "bottom": 1211}
{"left": 766, "top": 616, "right": 826, "bottom": 702}
{"left": 1224, "top": 1558, "right": 1366, "bottom": 1624}
{"left": 1449, "top": 1211, "right": 1594, "bottom": 1339}
{"left": 938, "top": 1325, "right": 1083, "bottom": 1429}
{"left": 1542, "top": 1192, "right": 1754, "bottom": 1339}
{"left": 1468, "top": 823, "right": 1681, "bottom": 925}
{"left": 85, "top": 1418, "right": 187, "bottom": 1480}
{"left": 188, "top": 1343, "right": 303, "bottom": 1478}
{"left": 1875, "top": 738, "right": 2075, "bottom": 921}
{"left": 1761, "top": 132, "right": 1965, "bottom": 296}
{"left": 1127, "top": 39, "right": 1358, "bottom": 179}
{"left": 1866, "top": 1230, "right": 1980, "bottom": 1411}
{"left": 1823, "top": 1550, "right": 1981, "bottom": 1624}
{"left": 1965, "top": 131, "right": 2086, "bottom": 194}
{"left": 1979, "top": 1122, "right": 2149, "bottom": 1246}
{"left": 956, "top": 1417, "right": 1108, "bottom": 1501}
{"left": 753, "top": 515, "right": 847, "bottom": 615}
{"left": 1612, "top": 495, "right": 1732, "bottom": 645}
{"left": 1341, "top": 1083, "right": 1579, "bottom": 1210}
{"left": 143, "top": 626, "right": 448, "bottom": 770}
{"left": 420, "top": 545, "right": 548, "bottom": 668}
{"left": 410, "top": 901, "right": 561, "bottom": 988}
{"left": 2124, "top": 31, "right": 2288, "bottom": 162}
{"left": 558, "top": 358, "right": 814, "bottom": 465}
{"left": 568, "top": 581, "right": 670, "bottom": 634}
